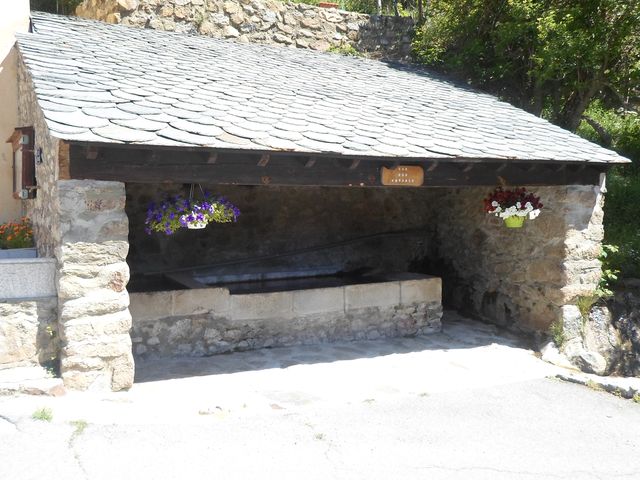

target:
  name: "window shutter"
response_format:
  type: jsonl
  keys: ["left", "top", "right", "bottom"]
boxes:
{"left": 6, "top": 126, "right": 36, "bottom": 199}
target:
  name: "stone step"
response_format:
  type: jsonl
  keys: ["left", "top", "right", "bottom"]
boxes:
{"left": 0, "top": 366, "right": 65, "bottom": 396}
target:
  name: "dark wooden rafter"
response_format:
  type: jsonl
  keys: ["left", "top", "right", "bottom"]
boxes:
{"left": 68, "top": 144, "right": 607, "bottom": 187}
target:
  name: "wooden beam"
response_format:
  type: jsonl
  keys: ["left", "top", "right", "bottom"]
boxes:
{"left": 58, "top": 141, "right": 70, "bottom": 180}
{"left": 68, "top": 145, "right": 606, "bottom": 187}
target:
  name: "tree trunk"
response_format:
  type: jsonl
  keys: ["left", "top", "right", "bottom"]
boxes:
{"left": 582, "top": 116, "right": 613, "bottom": 147}
{"left": 558, "top": 81, "right": 602, "bottom": 131}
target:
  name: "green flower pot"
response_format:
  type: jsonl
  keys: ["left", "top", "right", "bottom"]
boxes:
{"left": 504, "top": 216, "right": 526, "bottom": 228}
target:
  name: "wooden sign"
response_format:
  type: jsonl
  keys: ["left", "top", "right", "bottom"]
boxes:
{"left": 381, "top": 165, "right": 424, "bottom": 186}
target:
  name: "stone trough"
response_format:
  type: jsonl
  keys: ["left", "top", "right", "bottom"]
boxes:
{"left": 129, "top": 273, "right": 442, "bottom": 358}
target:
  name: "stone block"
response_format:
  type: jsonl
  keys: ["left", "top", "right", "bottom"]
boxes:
{"left": 230, "top": 291, "right": 293, "bottom": 320}
{"left": 129, "top": 291, "right": 172, "bottom": 321}
{"left": 58, "top": 241, "right": 129, "bottom": 266}
{"left": 59, "top": 290, "right": 129, "bottom": 321}
{"left": 561, "top": 305, "right": 583, "bottom": 341}
{"left": 63, "top": 333, "right": 132, "bottom": 358}
{"left": 0, "top": 258, "right": 56, "bottom": 300}
{"left": 345, "top": 282, "right": 400, "bottom": 310}
{"left": 399, "top": 278, "right": 441, "bottom": 305}
{"left": 292, "top": 287, "right": 344, "bottom": 315}
{"left": 57, "top": 262, "right": 130, "bottom": 300}
{"left": 172, "top": 288, "right": 231, "bottom": 315}
{"left": 62, "top": 311, "right": 132, "bottom": 343}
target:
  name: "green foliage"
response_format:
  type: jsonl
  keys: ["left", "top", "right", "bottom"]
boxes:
{"left": 602, "top": 172, "right": 640, "bottom": 278}
{"left": 576, "top": 102, "right": 640, "bottom": 280}
{"left": 413, "top": 0, "right": 640, "bottom": 130}
{"left": 576, "top": 294, "right": 599, "bottom": 319}
{"left": 549, "top": 319, "right": 565, "bottom": 347}
{"left": 597, "top": 244, "right": 621, "bottom": 297}
{"left": 329, "top": 43, "right": 364, "bottom": 57}
{"left": 30, "top": 0, "right": 83, "bottom": 14}
{"left": 633, "top": 393, "right": 640, "bottom": 404}
{"left": 577, "top": 102, "right": 640, "bottom": 172}
{"left": 32, "top": 407, "right": 53, "bottom": 422}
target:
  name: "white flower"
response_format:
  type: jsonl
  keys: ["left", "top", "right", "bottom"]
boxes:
{"left": 516, "top": 202, "right": 521, "bottom": 209}
{"left": 491, "top": 201, "right": 499, "bottom": 207}
{"left": 529, "top": 209, "right": 541, "bottom": 220}
{"left": 525, "top": 202, "right": 532, "bottom": 209}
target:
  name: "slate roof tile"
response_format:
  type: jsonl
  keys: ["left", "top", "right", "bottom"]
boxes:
{"left": 17, "top": 12, "right": 629, "bottom": 164}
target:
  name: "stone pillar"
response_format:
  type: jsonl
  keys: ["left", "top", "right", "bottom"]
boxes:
{"left": 558, "top": 184, "right": 605, "bottom": 305}
{"left": 431, "top": 183, "right": 605, "bottom": 333}
{"left": 558, "top": 183, "right": 607, "bottom": 373}
{"left": 56, "top": 180, "right": 134, "bottom": 391}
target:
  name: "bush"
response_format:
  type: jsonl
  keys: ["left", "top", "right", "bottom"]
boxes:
{"left": 603, "top": 171, "right": 640, "bottom": 278}
{"left": 577, "top": 103, "right": 640, "bottom": 279}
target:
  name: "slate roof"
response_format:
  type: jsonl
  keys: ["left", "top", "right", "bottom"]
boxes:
{"left": 16, "top": 12, "right": 627, "bottom": 164}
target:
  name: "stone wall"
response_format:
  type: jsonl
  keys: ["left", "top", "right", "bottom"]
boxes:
{"left": 560, "top": 279, "right": 640, "bottom": 376}
{"left": 76, "top": 0, "right": 414, "bottom": 60}
{"left": 0, "top": 297, "right": 57, "bottom": 369}
{"left": 126, "top": 184, "right": 436, "bottom": 286}
{"left": 129, "top": 273, "right": 442, "bottom": 357}
{"left": 427, "top": 185, "right": 604, "bottom": 333}
{"left": 17, "top": 54, "right": 60, "bottom": 257}
{"left": 0, "top": 258, "right": 57, "bottom": 369}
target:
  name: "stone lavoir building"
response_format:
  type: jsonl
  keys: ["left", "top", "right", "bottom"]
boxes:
{"left": 9, "top": 11, "right": 628, "bottom": 391}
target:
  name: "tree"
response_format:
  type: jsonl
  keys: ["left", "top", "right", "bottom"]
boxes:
{"left": 413, "top": 0, "right": 640, "bottom": 131}
{"left": 30, "top": 0, "right": 83, "bottom": 15}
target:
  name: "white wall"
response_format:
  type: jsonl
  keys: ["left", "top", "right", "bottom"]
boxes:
{"left": 0, "top": 0, "right": 30, "bottom": 223}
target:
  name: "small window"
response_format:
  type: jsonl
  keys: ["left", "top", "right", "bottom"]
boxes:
{"left": 7, "top": 127, "right": 36, "bottom": 199}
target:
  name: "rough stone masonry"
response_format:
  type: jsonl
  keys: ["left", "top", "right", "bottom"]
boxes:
{"left": 17, "top": 57, "right": 134, "bottom": 391}
{"left": 76, "top": 0, "right": 414, "bottom": 60}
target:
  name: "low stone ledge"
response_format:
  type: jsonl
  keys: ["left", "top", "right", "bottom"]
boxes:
{"left": 130, "top": 276, "right": 443, "bottom": 358}
{"left": 0, "top": 258, "right": 56, "bottom": 300}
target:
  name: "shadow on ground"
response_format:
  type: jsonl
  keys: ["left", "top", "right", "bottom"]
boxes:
{"left": 134, "top": 310, "right": 530, "bottom": 383}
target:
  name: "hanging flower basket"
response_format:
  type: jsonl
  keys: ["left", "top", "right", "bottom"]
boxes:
{"left": 503, "top": 215, "right": 526, "bottom": 228}
{"left": 186, "top": 220, "right": 208, "bottom": 230}
{"left": 483, "top": 187, "right": 543, "bottom": 228}
{"left": 145, "top": 192, "right": 240, "bottom": 235}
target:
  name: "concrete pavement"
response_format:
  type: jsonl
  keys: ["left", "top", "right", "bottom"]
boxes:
{"left": 1, "top": 312, "right": 639, "bottom": 479}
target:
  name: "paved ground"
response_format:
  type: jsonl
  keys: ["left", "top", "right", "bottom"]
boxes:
{"left": 1, "top": 312, "right": 639, "bottom": 480}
